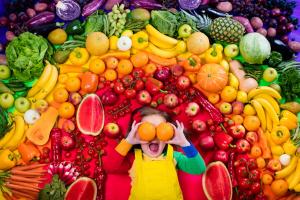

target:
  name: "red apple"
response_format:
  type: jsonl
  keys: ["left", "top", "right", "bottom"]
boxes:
{"left": 163, "top": 93, "right": 179, "bottom": 108}
{"left": 232, "top": 101, "right": 244, "bottom": 115}
{"left": 185, "top": 102, "right": 200, "bottom": 116}
{"left": 60, "top": 131, "right": 75, "bottom": 151}
{"left": 214, "top": 150, "right": 229, "bottom": 163}
{"left": 192, "top": 119, "right": 207, "bottom": 132}
{"left": 199, "top": 134, "right": 214, "bottom": 150}
{"left": 104, "top": 123, "right": 120, "bottom": 138}
{"left": 69, "top": 92, "right": 82, "bottom": 106}
{"left": 236, "top": 139, "right": 251, "bottom": 153}
{"left": 177, "top": 75, "right": 190, "bottom": 90}
{"left": 230, "top": 125, "right": 246, "bottom": 139}
{"left": 246, "top": 131, "right": 258, "bottom": 144}
{"left": 137, "top": 90, "right": 152, "bottom": 105}
{"left": 170, "top": 64, "right": 184, "bottom": 76}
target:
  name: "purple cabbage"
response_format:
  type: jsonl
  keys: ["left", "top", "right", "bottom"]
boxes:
{"left": 56, "top": 0, "right": 81, "bottom": 21}
{"left": 179, "top": 0, "right": 201, "bottom": 10}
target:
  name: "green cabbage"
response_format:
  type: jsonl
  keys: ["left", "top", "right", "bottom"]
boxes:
{"left": 239, "top": 33, "right": 271, "bottom": 65}
{"left": 151, "top": 10, "right": 177, "bottom": 37}
{"left": 6, "top": 32, "right": 54, "bottom": 82}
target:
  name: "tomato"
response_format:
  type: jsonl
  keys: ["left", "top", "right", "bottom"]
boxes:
{"left": 249, "top": 169, "right": 260, "bottom": 182}
{"left": 238, "top": 178, "right": 251, "bottom": 190}
{"left": 132, "top": 68, "right": 145, "bottom": 78}
{"left": 122, "top": 75, "right": 134, "bottom": 87}
{"left": 236, "top": 166, "right": 248, "bottom": 178}
{"left": 125, "top": 89, "right": 136, "bottom": 99}
{"left": 234, "top": 158, "right": 248, "bottom": 167}
{"left": 113, "top": 82, "right": 125, "bottom": 94}
{"left": 247, "top": 158, "right": 258, "bottom": 170}
{"left": 250, "top": 182, "right": 261, "bottom": 194}
{"left": 134, "top": 79, "right": 144, "bottom": 91}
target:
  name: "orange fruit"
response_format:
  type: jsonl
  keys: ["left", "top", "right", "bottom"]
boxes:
{"left": 256, "top": 157, "right": 266, "bottom": 169}
{"left": 58, "top": 102, "right": 75, "bottom": 119}
{"left": 144, "top": 63, "right": 157, "bottom": 76}
{"left": 58, "top": 74, "right": 69, "bottom": 84}
{"left": 271, "top": 179, "right": 288, "bottom": 197}
{"left": 250, "top": 145, "right": 262, "bottom": 158}
{"left": 105, "top": 57, "right": 119, "bottom": 69}
{"left": 104, "top": 69, "right": 117, "bottom": 81}
{"left": 208, "top": 93, "right": 220, "bottom": 104}
{"left": 156, "top": 122, "right": 174, "bottom": 141}
{"left": 243, "top": 115, "right": 261, "bottom": 131}
{"left": 243, "top": 104, "right": 256, "bottom": 116}
{"left": 262, "top": 173, "right": 273, "bottom": 185}
{"left": 86, "top": 32, "right": 109, "bottom": 56}
{"left": 89, "top": 58, "right": 106, "bottom": 74}
{"left": 221, "top": 86, "right": 237, "bottom": 102}
{"left": 131, "top": 51, "right": 149, "bottom": 68}
{"left": 117, "top": 59, "right": 133, "bottom": 75}
{"left": 65, "top": 77, "right": 81, "bottom": 92}
{"left": 232, "top": 115, "right": 244, "bottom": 125}
{"left": 137, "top": 122, "right": 156, "bottom": 141}
{"left": 53, "top": 88, "right": 69, "bottom": 103}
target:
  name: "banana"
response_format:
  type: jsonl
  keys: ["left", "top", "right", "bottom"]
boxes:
{"left": 146, "top": 24, "right": 178, "bottom": 46}
{"left": 266, "top": 112, "right": 273, "bottom": 132}
{"left": 286, "top": 171, "right": 295, "bottom": 185}
{"left": 288, "top": 159, "right": 300, "bottom": 189}
{"left": 149, "top": 35, "right": 176, "bottom": 49}
{"left": 275, "top": 156, "right": 298, "bottom": 179}
{"left": 228, "top": 73, "right": 239, "bottom": 90}
{"left": 3, "top": 115, "right": 25, "bottom": 151}
{"left": 255, "top": 98, "right": 280, "bottom": 126}
{"left": 251, "top": 99, "right": 267, "bottom": 131}
{"left": 27, "top": 62, "right": 53, "bottom": 97}
{"left": 0, "top": 125, "right": 15, "bottom": 148}
{"left": 248, "top": 86, "right": 282, "bottom": 101}
{"left": 294, "top": 183, "right": 300, "bottom": 192}
{"left": 34, "top": 65, "right": 58, "bottom": 100}
{"left": 148, "top": 43, "right": 178, "bottom": 58}
{"left": 254, "top": 94, "right": 280, "bottom": 115}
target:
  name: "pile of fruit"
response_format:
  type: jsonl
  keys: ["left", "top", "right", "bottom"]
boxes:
{"left": 0, "top": 0, "right": 300, "bottom": 200}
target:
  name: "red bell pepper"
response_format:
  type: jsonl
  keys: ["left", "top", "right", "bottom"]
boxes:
{"left": 145, "top": 77, "right": 163, "bottom": 94}
{"left": 213, "top": 132, "right": 233, "bottom": 150}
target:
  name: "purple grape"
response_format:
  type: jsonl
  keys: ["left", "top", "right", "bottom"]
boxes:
{"left": 8, "top": 13, "right": 17, "bottom": 22}
{"left": 271, "top": 8, "right": 281, "bottom": 16}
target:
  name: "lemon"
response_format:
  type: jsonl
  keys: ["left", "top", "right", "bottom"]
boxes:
{"left": 243, "top": 104, "right": 256, "bottom": 116}
{"left": 48, "top": 28, "right": 67, "bottom": 45}
{"left": 109, "top": 36, "right": 119, "bottom": 50}
{"left": 237, "top": 91, "right": 248, "bottom": 103}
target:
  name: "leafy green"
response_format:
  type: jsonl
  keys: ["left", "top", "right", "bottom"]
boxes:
{"left": 175, "top": 11, "right": 199, "bottom": 33}
{"left": 0, "top": 107, "right": 12, "bottom": 139}
{"left": 151, "top": 10, "right": 177, "bottom": 37}
{"left": 39, "top": 175, "right": 66, "bottom": 200}
{"left": 84, "top": 10, "right": 109, "bottom": 36}
{"left": 268, "top": 51, "right": 282, "bottom": 67}
{"left": 6, "top": 32, "right": 54, "bottom": 82}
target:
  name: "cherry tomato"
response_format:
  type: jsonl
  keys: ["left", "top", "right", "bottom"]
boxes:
{"left": 238, "top": 178, "right": 251, "bottom": 190}
{"left": 122, "top": 75, "right": 134, "bottom": 87}
{"left": 250, "top": 182, "right": 261, "bottom": 194}
{"left": 134, "top": 79, "right": 144, "bottom": 91}
{"left": 113, "top": 81, "right": 125, "bottom": 94}
{"left": 234, "top": 158, "right": 248, "bottom": 167}
{"left": 236, "top": 166, "right": 248, "bottom": 178}
{"left": 125, "top": 89, "right": 136, "bottom": 99}
{"left": 248, "top": 158, "right": 258, "bottom": 170}
{"left": 132, "top": 68, "right": 145, "bottom": 78}
{"left": 207, "top": 119, "right": 214, "bottom": 126}
{"left": 215, "top": 126, "right": 222, "bottom": 132}
{"left": 249, "top": 169, "right": 260, "bottom": 182}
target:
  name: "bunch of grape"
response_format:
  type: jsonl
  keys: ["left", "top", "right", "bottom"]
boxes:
{"left": 108, "top": 4, "right": 130, "bottom": 37}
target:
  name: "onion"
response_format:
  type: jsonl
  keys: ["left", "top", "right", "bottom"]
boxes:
{"left": 56, "top": 0, "right": 80, "bottom": 21}
{"left": 279, "top": 154, "right": 291, "bottom": 166}
{"left": 179, "top": 0, "right": 201, "bottom": 10}
{"left": 24, "top": 109, "right": 40, "bottom": 124}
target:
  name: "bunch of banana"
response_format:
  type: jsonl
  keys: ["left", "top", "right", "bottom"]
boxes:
{"left": 27, "top": 61, "right": 58, "bottom": 100}
{"left": 0, "top": 115, "right": 25, "bottom": 151}
{"left": 249, "top": 87, "right": 281, "bottom": 132}
{"left": 228, "top": 73, "right": 239, "bottom": 90}
{"left": 279, "top": 157, "right": 300, "bottom": 191}
{"left": 145, "top": 24, "right": 186, "bottom": 58}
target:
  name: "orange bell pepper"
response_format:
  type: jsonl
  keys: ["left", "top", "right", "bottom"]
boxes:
{"left": 18, "top": 142, "right": 40, "bottom": 164}
{"left": 79, "top": 71, "right": 99, "bottom": 94}
{"left": 183, "top": 55, "right": 201, "bottom": 72}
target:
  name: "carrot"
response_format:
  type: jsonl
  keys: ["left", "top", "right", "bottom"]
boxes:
{"left": 286, "top": 194, "right": 297, "bottom": 200}
{"left": 11, "top": 190, "right": 35, "bottom": 200}
{"left": 8, "top": 176, "right": 42, "bottom": 183}
{"left": 59, "top": 64, "right": 87, "bottom": 74}
{"left": 6, "top": 183, "right": 39, "bottom": 193}
{"left": 12, "top": 163, "right": 47, "bottom": 171}
{"left": 257, "top": 128, "right": 272, "bottom": 159}
{"left": 7, "top": 181, "right": 41, "bottom": 190}
{"left": 292, "top": 196, "right": 300, "bottom": 200}
{"left": 3, "top": 192, "right": 13, "bottom": 200}
{"left": 99, "top": 50, "right": 130, "bottom": 60}
{"left": 10, "top": 169, "right": 44, "bottom": 177}
{"left": 147, "top": 53, "right": 177, "bottom": 66}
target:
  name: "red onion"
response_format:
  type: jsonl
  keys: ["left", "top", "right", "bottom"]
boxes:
{"left": 199, "top": 134, "right": 215, "bottom": 150}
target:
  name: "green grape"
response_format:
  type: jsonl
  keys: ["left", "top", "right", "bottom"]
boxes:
{"left": 112, "top": 5, "right": 118, "bottom": 11}
{"left": 121, "top": 13, "right": 127, "bottom": 18}
{"left": 114, "top": 9, "right": 120, "bottom": 14}
{"left": 119, "top": 19, "right": 126, "bottom": 24}
{"left": 119, "top": 4, "right": 124, "bottom": 10}
{"left": 113, "top": 15, "right": 118, "bottom": 20}
{"left": 125, "top": 9, "right": 130, "bottom": 13}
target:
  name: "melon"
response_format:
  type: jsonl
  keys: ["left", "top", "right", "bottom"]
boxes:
{"left": 76, "top": 94, "right": 105, "bottom": 136}
{"left": 86, "top": 32, "right": 109, "bottom": 56}
{"left": 187, "top": 32, "right": 210, "bottom": 55}
{"left": 65, "top": 177, "right": 97, "bottom": 200}
{"left": 202, "top": 161, "right": 232, "bottom": 200}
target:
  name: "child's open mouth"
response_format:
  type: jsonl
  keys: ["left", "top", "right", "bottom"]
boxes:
{"left": 149, "top": 142, "right": 159, "bottom": 153}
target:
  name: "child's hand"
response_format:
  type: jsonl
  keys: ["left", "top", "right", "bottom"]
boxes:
{"left": 168, "top": 120, "right": 190, "bottom": 147}
{"left": 125, "top": 121, "right": 146, "bottom": 145}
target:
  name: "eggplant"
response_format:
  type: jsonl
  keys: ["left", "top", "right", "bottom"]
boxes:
{"left": 131, "top": 0, "right": 163, "bottom": 10}
{"left": 270, "top": 39, "right": 294, "bottom": 60}
{"left": 26, "top": 11, "right": 55, "bottom": 28}
{"left": 82, "top": 0, "right": 106, "bottom": 17}
{"left": 29, "top": 22, "right": 65, "bottom": 36}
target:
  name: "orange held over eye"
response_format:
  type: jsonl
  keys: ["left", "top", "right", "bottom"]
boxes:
{"left": 137, "top": 122, "right": 156, "bottom": 141}
{"left": 53, "top": 88, "right": 69, "bottom": 103}
{"left": 89, "top": 58, "right": 106, "bottom": 74}
{"left": 156, "top": 122, "right": 174, "bottom": 141}
{"left": 59, "top": 102, "right": 75, "bottom": 119}
{"left": 65, "top": 77, "right": 81, "bottom": 92}
{"left": 131, "top": 51, "right": 149, "bottom": 68}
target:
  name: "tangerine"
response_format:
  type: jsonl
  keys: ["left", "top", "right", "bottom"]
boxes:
{"left": 89, "top": 58, "right": 106, "bottom": 74}
{"left": 105, "top": 57, "right": 119, "bottom": 69}
{"left": 144, "top": 63, "right": 157, "bottom": 76}
{"left": 137, "top": 122, "right": 156, "bottom": 141}
{"left": 262, "top": 173, "right": 273, "bottom": 185}
{"left": 58, "top": 102, "right": 75, "bottom": 119}
{"left": 256, "top": 157, "right": 266, "bottom": 169}
{"left": 65, "top": 77, "right": 81, "bottom": 92}
{"left": 243, "top": 115, "right": 261, "bottom": 131}
{"left": 156, "top": 122, "right": 174, "bottom": 141}
{"left": 104, "top": 69, "right": 117, "bottom": 81}
{"left": 58, "top": 74, "right": 69, "bottom": 84}
{"left": 221, "top": 86, "right": 237, "bottom": 102}
{"left": 208, "top": 93, "right": 220, "bottom": 104}
{"left": 243, "top": 104, "right": 256, "bottom": 116}
{"left": 53, "top": 88, "right": 69, "bottom": 103}
{"left": 117, "top": 59, "right": 133, "bottom": 75}
{"left": 131, "top": 51, "right": 149, "bottom": 68}
{"left": 250, "top": 145, "right": 262, "bottom": 158}
{"left": 271, "top": 179, "right": 288, "bottom": 197}
{"left": 232, "top": 115, "right": 244, "bottom": 125}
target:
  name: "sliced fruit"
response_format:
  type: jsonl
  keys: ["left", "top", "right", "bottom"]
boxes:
{"left": 65, "top": 177, "right": 97, "bottom": 200}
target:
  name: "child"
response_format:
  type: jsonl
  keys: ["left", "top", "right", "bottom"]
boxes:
{"left": 115, "top": 107, "right": 206, "bottom": 200}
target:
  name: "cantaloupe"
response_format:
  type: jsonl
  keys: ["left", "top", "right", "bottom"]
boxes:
{"left": 187, "top": 32, "right": 210, "bottom": 55}
{"left": 86, "top": 32, "right": 109, "bottom": 56}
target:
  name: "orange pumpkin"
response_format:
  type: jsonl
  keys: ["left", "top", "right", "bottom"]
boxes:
{"left": 196, "top": 64, "right": 228, "bottom": 93}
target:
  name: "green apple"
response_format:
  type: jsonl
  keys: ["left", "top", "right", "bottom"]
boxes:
{"left": 0, "top": 65, "right": 11, "bottom": 80}
{"left": 224, "top": 44, "right": 239, "bottom": 58}
{"left": 178, "top": 24, "right": 192, "bottom": 38}
{"left": 14, "top": 97, "right": 31, "bottom": 113}
{"left": 263, "top": 68, "right": 278, "bottom": 82}
{"left": 0, "top": 92, "right": 14, "bottom": 109}
{"left": 219, "top": 102, "right": 232, "bottom": 115}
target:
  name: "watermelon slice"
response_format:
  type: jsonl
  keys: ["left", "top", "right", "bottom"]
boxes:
{"left": 202, "top": 161, "right": 232, "bottom": 200}
{"left": 76, "top": 94, "right": 104, "bottom": 136}
{"left": 65, "top": 177, "right": 97, "bottom": 200}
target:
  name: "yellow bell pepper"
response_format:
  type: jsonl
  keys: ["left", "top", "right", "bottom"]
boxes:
{"left": 69, "top": 47, "right": 90, "bottom": 66}
{"left": 0, "top": 149, "right": 16, "bottom": 170}
{"left": 271, "top": 126, "right": 290, "bottom": 145}
{"left": 281, "top": 110, "right": 298, "bottom": 122}
{"left": 283, "top": 140, "right": 297, "bottom": 155}
{"left": 205, "top": 44, "right": 223, "bottom": 63}
{"left": 132, "top": 31, "right": 149, "bottom": 50}
{"left": 109, "top": 36, "right": 119, "bottom": 50}
{"left": 271, "top": 145, "right": 284, "bottom": 156}
{"left": 121, "top": 30, "right": 134, "bottom": 38}
{"left": 280, "top": 117, "right": 298, "bottom": 130}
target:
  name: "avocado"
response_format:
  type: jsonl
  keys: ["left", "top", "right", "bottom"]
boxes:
{"left": 131, "top": 8, "right": 150, "bottom": 21}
